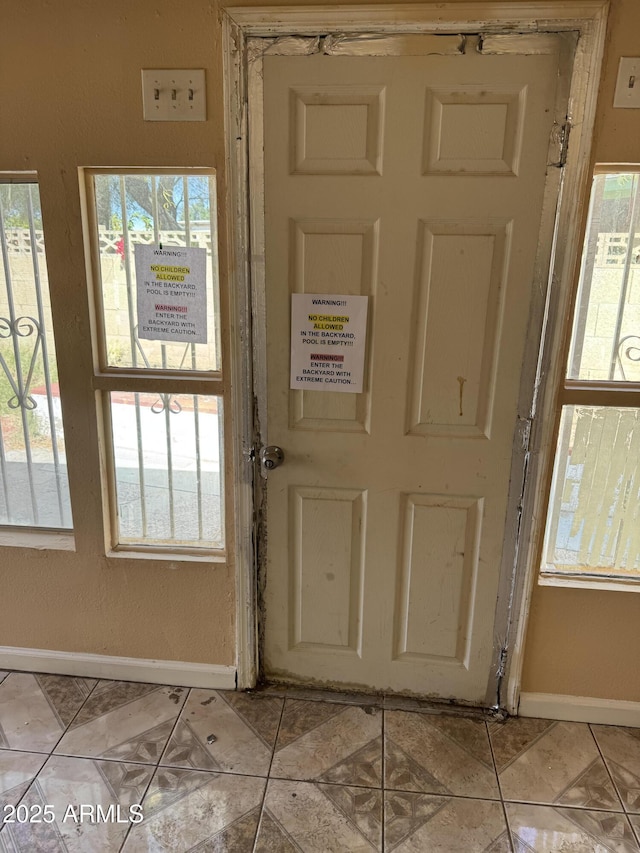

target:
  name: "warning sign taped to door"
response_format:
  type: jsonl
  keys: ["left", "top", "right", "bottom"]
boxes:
{"left": 135, "top": 245, "right": 207, "bottom": 343}
{"left": 290, "top": 294, "right": 368, "bottom": 393}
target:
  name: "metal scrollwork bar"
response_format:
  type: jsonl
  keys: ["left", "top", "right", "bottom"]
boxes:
{"left": 617, "top": 334, "right": 640, "bottom": 381}
{"left": 150, "top": 393, "right": 182, "bottom": 415}
{"left": 133, "top": 326, "right": 188, "bottom": 415}
{"left": 0, "top": 315, "right": 43, "bottom": 410}
{"left": 0, "top": 198, "right": 40, "bottom": 523}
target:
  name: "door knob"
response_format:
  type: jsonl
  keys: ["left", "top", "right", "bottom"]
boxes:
{"left": 260, "top": 445, "right": 285, "bottom": 471}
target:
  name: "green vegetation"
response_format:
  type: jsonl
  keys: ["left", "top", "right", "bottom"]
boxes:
{"left": 0, "top": 183, "right": 42, "bottom": 229}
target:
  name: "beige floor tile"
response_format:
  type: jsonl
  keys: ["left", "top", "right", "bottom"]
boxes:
{"left": 506, "top": 802, "right": 640, "bottom": 853}
{"left": 592, "top": 726, "right": 640, "bottom": 814}
{"left": 54, "top": 680, "right": 187, "bottom": 763}
{"left": 161, "top": 689, "right": 282, "bottom": 776}
{"left": 122, "top": 767, "right": 265, "bottom": 852}
{"left": 385, "top": 710, "right": 499, "bottom": 799}
{"left": 270, "top": 700, "right": 382, "bottom": 785}
{"left": 4, "top": 668, "right": 638, "bottom": 852}
{"left": 490, "top": 718, "right": 622, "bottom": 809}
{"left": 256, "top": 778, "right": 381, "bottom": 852}
{"left": 0, "top": 673, "right": 94, "bottom": 752}
{"left": 385, "top": 792, "right": 510, "bottom": 852}
{"left": 0, "top": 754, "right": 153, "bottom": 853}
{"left": 0, "top": 749, "right": 47, "bottom": 812}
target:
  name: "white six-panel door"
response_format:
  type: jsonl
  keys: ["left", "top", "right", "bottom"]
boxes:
{"left": 260, "top": 41, "right": 564, "bottom": 702}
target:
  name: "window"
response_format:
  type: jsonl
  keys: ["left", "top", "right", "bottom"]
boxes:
{"left": 542, "top": 168, "right": 640, "bottom": 583}
{"left": 0, "top": 176, "right": 71, "bottom": 530}
{"left": 84, "top": 170, "right": 224, "bottom": 553}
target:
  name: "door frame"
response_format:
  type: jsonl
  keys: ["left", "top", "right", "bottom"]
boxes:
{"left": 223, "top": 1, "right": 609, "bottom": 708}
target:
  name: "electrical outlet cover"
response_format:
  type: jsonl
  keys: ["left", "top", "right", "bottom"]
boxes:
{"left": 613, "top": 58, "right": 640, "bottom": 109}
{"left": 141, "top": 69, "right": 206, "bottom": 121}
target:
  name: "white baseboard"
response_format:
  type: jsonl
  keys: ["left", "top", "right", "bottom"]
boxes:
{"left": 519, "top": 692, "right": 640, "bottom": 727}
{"left": 0, "top": 646, "right": 236, "bottom": 690}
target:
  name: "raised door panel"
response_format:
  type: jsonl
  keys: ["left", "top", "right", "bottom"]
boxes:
{"left": 423, "top": 86, "right": 526, "bottom": 176}
{"left": 394, "top": 494, "right": 483, "bottom": 665}
{"left": 290, "top": 85, "right": 385, "bottom": 175}
{"left": 290, "top": 219, "right": 377, "bottom": 432}
{"left": 407, "top": 222, "right": 510, "bottom": 438}
{"left": 289, "top": 487, "right": 366, "bottom": 654}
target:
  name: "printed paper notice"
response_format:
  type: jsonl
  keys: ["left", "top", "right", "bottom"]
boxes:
{"left": 290, "top": 294, "right": 368, "bottom": 393}
{"left": 135, "top": 245, "right": 207, "bottom": 343}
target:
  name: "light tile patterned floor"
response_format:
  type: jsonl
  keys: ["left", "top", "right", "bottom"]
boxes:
{"left": 0, "top": 671, "right": 639, "bottom": 851}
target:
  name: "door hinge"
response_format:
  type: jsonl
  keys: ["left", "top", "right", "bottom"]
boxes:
{"left": 550, "top": 120, "right": 571, "bottom": 168}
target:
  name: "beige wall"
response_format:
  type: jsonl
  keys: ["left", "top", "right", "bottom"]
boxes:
{"left": 0, "top": 0, "right": 235, "bottom": 665}
{"left": 1, "top": 0, "right": 639, "bottom": 696}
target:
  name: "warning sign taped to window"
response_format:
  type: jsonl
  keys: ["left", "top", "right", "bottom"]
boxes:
{"left": 290, "top": 293, "right": 368, "bottom": 393}
{"left": 135, "top": 245, "right": 207, "bottom": 344}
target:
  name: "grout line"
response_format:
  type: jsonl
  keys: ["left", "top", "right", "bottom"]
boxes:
{"left": 0, "top": 751, "right": 49, "bottom": 836}
{"left": 0, "top": 775, "right": 68, "bottom": 848}
{"left": 0, "top": 746, "right": 53, "bottom": 757}
{"left": 495, "top": 720, "right": 559, "bottom": 775}
{"left": 485, "top": 719, "right": 515, "bottom": 852}
{"left": 156, "top": 685, "right": 192, "bottom": 768}
{"left": 116, "top": 760, "right": 159, "bottom": 852}
{"left": 383, "top": 786, "right": 502, "bottom": 804}
{"left": 0, "top": 674, "right": 188, "bottom": 853}
{"left": 0, "top": 675, "right": 103, "bottom": 844}
{"left": 118, "top": 685, "right": 193, "bottom": 853}
{"left": 587, "top": 723, "right": 627, "bottom": 814}
{"left": 251, "top": 693, "right": 287, "bottom": 852}
{"left": 151, "top": 759, "right": 271, "bottom": 779}
{"left": 381, "top": 707, "right": 386, "bottom": 853}
{"left": 43, "top": 674, "right": 101, "bottom": 757}
{"left": 50, "top": 751, "right": 172, "bottom": 768}
{"left": 559, "top": 803, "right": 640, "bottom": 852}
{"left": 501, "top": 797, "right": 628, "bottom": 813}
{"left": 485, "top": 720, "right": 504, "bottom": 799}
{"left": 131, "top": 766, "right": 269, "bottom": 781}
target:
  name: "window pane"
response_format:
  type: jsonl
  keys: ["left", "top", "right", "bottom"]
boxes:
{"left": 110, "top": 392, "right": 223, "bottom": 549}
{"left": 93, "top": 174, "right": 220, "bottom": 372}
{"left": 0, "top": 182, "right": 72, "bottom": 528}
{"left": 543, "top": 406, "right": 640, "bottom": 577}
{"left": 568, "top": 172, "right": 640, "bottom": 382}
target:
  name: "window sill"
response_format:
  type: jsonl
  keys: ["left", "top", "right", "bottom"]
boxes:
{"left": 106, "top": 547, "right": 226, "bottom": 564}
{"left": 0, "top": 528, "right": 75, "bottom": 551}
{"left": 539, "top": 572, "right": 640, "bottom": 593}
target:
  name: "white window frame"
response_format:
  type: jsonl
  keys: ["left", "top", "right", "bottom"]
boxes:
{"left": 538, "top": 163, "right": 640, "bottom": 592}
{"left": 0, "top": 171, "right": 74, "bottom": 547}
{"left": 81, "top": 167, "right": 234, "bottom": 561}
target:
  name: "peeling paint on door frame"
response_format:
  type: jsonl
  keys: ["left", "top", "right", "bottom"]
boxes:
{"left": 222, "top": 2, "right": 609, "bottom": 708}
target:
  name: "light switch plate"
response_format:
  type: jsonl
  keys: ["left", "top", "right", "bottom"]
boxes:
{"left": 613, "top": 58, "right": 640, "bottom": 109}
{"left": 141, "top": 69, "right": 206, "bottom": 121}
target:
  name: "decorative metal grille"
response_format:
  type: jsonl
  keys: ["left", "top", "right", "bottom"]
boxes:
{"left": 93, "top": 173, "right": 223, "bottom": 549}
{"left": 0, "top": 181, "right": 71, "bottom": 529}
{"left": 545, "top": 172, "right": 640, "bottom": 578}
